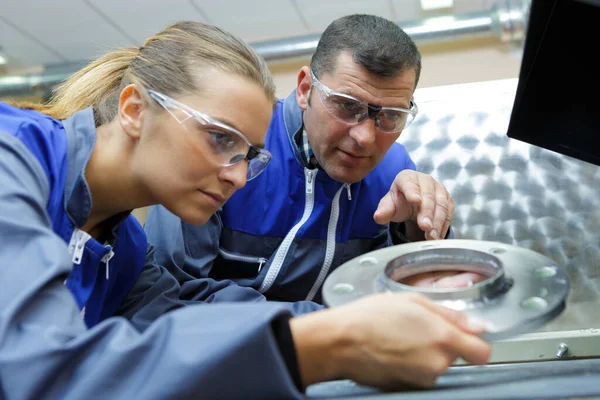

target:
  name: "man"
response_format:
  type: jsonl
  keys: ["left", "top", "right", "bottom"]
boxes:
{"left": 139, "top": 14, "right": 462, "bottom": 312}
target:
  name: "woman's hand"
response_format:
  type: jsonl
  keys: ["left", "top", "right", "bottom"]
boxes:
{"left": 290, "top": 292, "right": 491, "bottom": 390}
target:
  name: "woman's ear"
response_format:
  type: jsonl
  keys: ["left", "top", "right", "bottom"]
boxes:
{"left": 296, "top": 66, "right": 312, "bottom": 111}
{"left": 118, "top": 84, "right": 145, "bottom": 140}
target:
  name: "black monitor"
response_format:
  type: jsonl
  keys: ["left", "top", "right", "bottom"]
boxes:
{"left": 507, "top": 0, "right": 600, "bottom": 166}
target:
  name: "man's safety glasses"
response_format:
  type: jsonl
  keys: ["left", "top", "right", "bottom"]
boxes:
{"left": 310, "top": 70, "right": 418, "bottom": 133}
{"left": 148, "top": 89, "right": 272, "bottom": 181}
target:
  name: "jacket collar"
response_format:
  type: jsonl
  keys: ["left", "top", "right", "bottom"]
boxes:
{"left": 61, "top": 107, "right": 96, "bottom": 228}
{"left": 283, "top": 89, "right": 320, "bottom": 171}
{"left": 282, "top": 90, "right": 351, "bottom": 187}
{"left": 283, "top": 89, "right": 304, "bottom": 141}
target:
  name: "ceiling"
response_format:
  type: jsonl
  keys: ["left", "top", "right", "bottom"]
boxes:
{"left": 0, "top": 0, "right": 493, "bottom": 70}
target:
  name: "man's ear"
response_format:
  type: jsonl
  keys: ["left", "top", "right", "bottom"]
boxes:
{"left": 118, "top": 84, "right": 145, "bottom": 140}
{"left": 296, "top": 66, "right": 312, "bottom": 111}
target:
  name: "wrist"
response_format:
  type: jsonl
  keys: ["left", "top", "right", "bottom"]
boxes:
{"left": 289, "top": 309, "right": 355, "bottom": 387}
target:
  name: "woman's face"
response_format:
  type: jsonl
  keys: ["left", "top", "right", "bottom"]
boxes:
{"left": 135, "top": 69, "right": 273, "bottom": 225}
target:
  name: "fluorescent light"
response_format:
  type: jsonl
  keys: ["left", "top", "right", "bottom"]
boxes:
{"left": 420, "top": 0, "right": 453, "bottom": 10}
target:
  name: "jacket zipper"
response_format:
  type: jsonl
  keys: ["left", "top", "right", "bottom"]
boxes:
{"left": 259, "top": 168, "right": 317, "bottom": 293}
{"left": 305, "top": 183, "right": 349, "bottom": 301}
{"left": 68, "top": 228, "right": 92, "bottom": 265}
{"left": 68, "top": 229, "right": 115, "bottom": 280}
{"left": 219, "top": 248, "right": 268, "bottom": 273}
{"left": 101, "top": 246, "right": 115, "bottom": 280}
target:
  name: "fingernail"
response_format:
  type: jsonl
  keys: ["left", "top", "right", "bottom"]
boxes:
{"left": 423, "top": 217, "right": 432, "bottom": 229}
{"left": 467, "top": 317, "right": 495, "bottom": 332}
{"left": 430, "top": 229, "right": 438, "bottom": 239}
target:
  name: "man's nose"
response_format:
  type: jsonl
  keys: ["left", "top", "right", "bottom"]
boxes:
{"left": 349, "top": 116, "right": 377, "bottom": 147}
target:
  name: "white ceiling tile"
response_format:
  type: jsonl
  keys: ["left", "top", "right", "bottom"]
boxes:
{"left": 0, "top": 18, "right": 64, "bottom": 66}
{"left": 0, "top": 0, "right": 134, "bottom": 62}
{"left": 295, "top": 0, "right": 394, "bottom": 32}
{"left": 87, "top": 0, "right": 209, "bottom": 45}
{"left": 193, "top": 0, "right": 307, "bottom": 42}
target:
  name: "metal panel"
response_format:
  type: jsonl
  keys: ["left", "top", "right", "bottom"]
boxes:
{"left": 405, "top": 79, "right": 600, "bottom": 333}
{"left": 306, "top": 358, "right": 600, "bottom": 399}
{"left": 193, "top": 0, "right": 307, "bottom": 41}
{"left": 473, "top": 329, "right": 600, "bottom": 363}
{"left": 87, "top": 0, "right": 209, "bottom": 45}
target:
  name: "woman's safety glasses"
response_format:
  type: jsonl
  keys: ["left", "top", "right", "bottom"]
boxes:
{"left": 148, "top": 89, "right": 272, "bottom": 181}
{"left": 310, "top": 70, "right": 418, "bottom": 133}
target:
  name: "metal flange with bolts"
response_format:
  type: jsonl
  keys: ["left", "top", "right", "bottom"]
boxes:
{"left": 322, "top": 239, "right": 570, "bottom": 341}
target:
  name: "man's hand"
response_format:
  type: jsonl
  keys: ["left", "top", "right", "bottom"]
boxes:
{"left": 290, "top": 292, "right": 492, "bottom": 390}
{"left": 374, "top": 170, "right": 454, "bottom": 240}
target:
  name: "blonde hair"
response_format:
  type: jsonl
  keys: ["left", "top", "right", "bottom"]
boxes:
{"left": 14, "top": 21, "right": 276, "bottom": 123}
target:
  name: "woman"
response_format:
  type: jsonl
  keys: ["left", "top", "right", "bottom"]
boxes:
{"left": 0, "top": 21, "right": 489, "bottom": 399}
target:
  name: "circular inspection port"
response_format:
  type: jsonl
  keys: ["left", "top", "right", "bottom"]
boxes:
{"left": 321, "top": 239, "right": 570, "bottom": 341}
{"left": 381, "top": 248, "right": 512, "bottom": 305}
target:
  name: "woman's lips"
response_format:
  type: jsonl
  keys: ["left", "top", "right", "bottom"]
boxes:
{"left": 199, "top": 190, "right": 226, "bottom": 207}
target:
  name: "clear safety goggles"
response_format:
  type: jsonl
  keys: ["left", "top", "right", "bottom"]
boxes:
{"left": 310, "top": 70, "right": 418, "bottom": 133}
{"left": 148, "top": 89, "right": 272, "bottom": 181}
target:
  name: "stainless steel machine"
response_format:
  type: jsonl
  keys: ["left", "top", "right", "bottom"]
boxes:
{"left": 309, "top": 0, "right": 600, "bottom": 397}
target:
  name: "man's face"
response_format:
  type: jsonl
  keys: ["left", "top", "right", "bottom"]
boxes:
{"left": 297, "top": 52, "right": 416, "bottom": 184}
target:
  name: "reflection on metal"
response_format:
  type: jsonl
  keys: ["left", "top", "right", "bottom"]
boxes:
{"left": 0, "top": 0, "right": 530, "bottom": 98}
{"left": 323, "top": 240, "right": 570, "bottom": 341}
{"left": 405, "top": 78, "right": 600, "bottom": 334}
{"left": 306, "top": 358, "right": 600, "bottom": 399}
{"left": 453, "top": 329, "right": 600, "bottom": 365}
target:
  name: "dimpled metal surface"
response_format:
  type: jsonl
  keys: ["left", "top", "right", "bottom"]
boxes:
{"left": 399, "top": 79, "right": 600, "bottom": 332}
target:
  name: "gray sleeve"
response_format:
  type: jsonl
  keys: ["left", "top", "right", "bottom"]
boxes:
{"left": 131, "top": 205, "right": 322, "bottom": 327}
{"left": 117, "top": 244, "right": 273, "bottom": 331}
{"left": 144, "top": 204, "right": 222, "bottom": 281}
{"left": 0, "top": 133, "right": 304, "bottom": 400}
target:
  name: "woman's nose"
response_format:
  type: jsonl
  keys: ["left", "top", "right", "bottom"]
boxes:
{"left": 219, "top": 160, "right": 248, "bottom": 189}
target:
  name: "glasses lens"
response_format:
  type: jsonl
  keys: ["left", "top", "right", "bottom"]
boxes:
{"left": 183, "top": 118, "right": 249, "bottom": 165}
{"left": 377, "top": 110, "right": 414, "bottom": 133}
{"left": 318, "top": 91, "right": 367, "bottom": 123}
{"left": 247, "top": 149, "right": 272, "bottom": 180}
